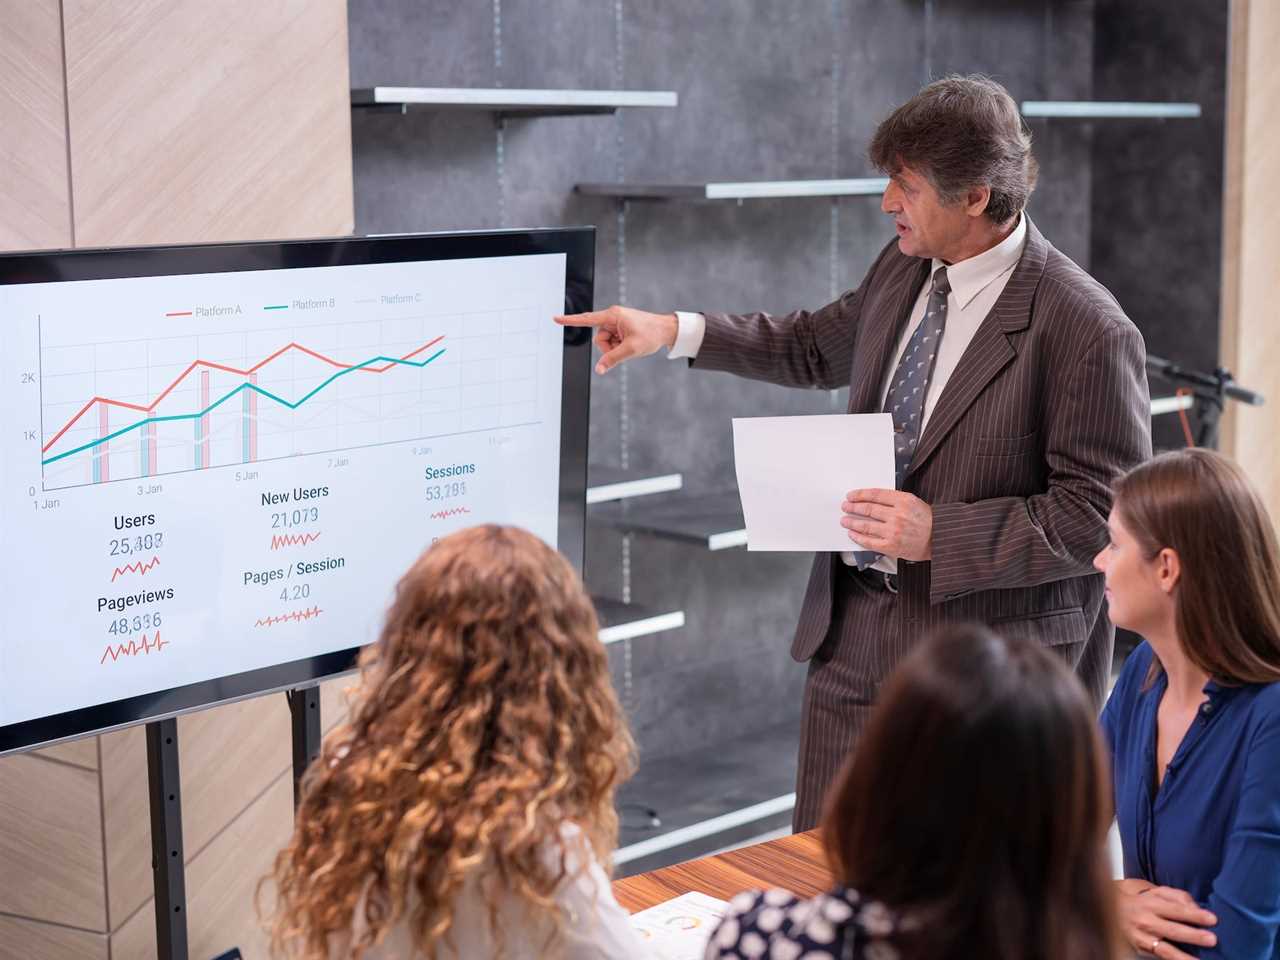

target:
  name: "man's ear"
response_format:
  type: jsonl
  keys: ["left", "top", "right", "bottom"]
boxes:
{"left": 965, "top": 185, "right": 991, "bottom": 218}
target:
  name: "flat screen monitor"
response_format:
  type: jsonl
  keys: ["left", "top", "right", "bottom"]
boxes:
{"left": 0, "top": 228, "right": 593, "bottom": 755}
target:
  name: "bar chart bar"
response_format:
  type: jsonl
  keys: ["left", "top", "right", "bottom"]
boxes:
{"left": 198, "top": 369, "right": 211, "bottom": 469}
{"left": 93, "top": 405, "right": 109, "bottom": 483}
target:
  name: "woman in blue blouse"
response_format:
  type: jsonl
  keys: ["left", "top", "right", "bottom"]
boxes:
{"left": 1097, "top": 448, "right": 1280, "bottom": 959}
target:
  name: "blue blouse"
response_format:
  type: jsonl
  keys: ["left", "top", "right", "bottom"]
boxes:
{"left": 1101, "top": 642, "right": 1280, "bottom": 959}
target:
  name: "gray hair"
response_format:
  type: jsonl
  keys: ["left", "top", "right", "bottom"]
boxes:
{"left": 869, "top": 74, "right": 1038, "bottom": 223}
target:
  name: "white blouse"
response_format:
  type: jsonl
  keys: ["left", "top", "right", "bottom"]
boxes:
{"left": 333, "top": 823, "right": 650, "bottom": 960}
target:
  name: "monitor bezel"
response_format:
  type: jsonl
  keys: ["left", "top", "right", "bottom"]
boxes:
{"left": 0, "top": 228, "right": 594, "bottom": 756}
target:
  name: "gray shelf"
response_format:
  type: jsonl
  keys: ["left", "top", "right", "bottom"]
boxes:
{"left": 352, "top": 86, "right": 678, "bottom": 117}
{"left": 1022, "top": 100, "right": 1201, "bottom": 119}
{"left": 593, "top": 491, "right": 747, "bottom": 551}
{"left": 576, "top": 177, "right": 889, "bottom": 202}
{"left": 587, "top": 466, "right": 683, "bottom": 504}
{"left": 1150, "top": 394, "right": 1194, "bottom": 417}
{"left": 594, "top": 596, "right": 686, "bottom": 645}
{"left": 614, "top": 719, "right": 799, "bottom": 877}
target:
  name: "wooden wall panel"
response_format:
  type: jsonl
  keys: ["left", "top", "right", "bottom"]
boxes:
{"left": 0, "top": 755, "right": 104, "bottom": 930}
{"left": 111, "top": 768, "right": 295, "bottom": 959}
{"left": 62, "top": 0, "right": 354, "bottom": 247}
{"left": 179, "top": 694, "right": 292, "bottom": 859}
{"left": 97, "top": 725, "right": 148, "bottom": 931}
{"left": 33, "top": 736, "right": 99, "bottom": 769}
{"left": 1221, "top": 0, "right": 1280, "bottom": 510}
{"left": 0, "top": 916, "right": 107, "bottom": 960}
{"left": 0, "top": 0, "right": 72, "bottom": 251}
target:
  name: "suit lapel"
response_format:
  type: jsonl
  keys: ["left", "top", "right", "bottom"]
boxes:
{"left": 905, "top": 218, "right": 1049, "bottom": 478}
{"left": 847, "top": 256, "right": 929, "bottom": 413}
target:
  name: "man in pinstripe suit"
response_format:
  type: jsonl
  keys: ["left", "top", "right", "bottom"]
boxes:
{"left": 558, "top": 75, "right": 1151, "bottom": 830}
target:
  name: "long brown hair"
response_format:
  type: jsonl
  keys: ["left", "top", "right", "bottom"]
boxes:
{"left": 1114, "top": 447, "right": 1280, "bottom": 685}
{"left": 264, "top": 525, "right": 635, "bottom": 959}
{"left": 822, "top": 624, "right": 1120, "bottom": 960}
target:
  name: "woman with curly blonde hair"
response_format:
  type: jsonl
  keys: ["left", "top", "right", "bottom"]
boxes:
{"left": 264, "top": 525, "right": 646, "bottom": 959}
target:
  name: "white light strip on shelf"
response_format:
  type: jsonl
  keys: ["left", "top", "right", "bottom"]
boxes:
{"left": 704, "top": 178, "right": 888, "bottom": 200}
{"left": 708, "top": 529, "right": 749, "bottom": 550}
{"left": 614, "top": 793, "right": 797, "bottom": 865}
{"left": 369, "top": 87, "right": 678, "bottom": 108}
{"left": 599, "top": 611, "right": 686, "bottom": 645}
{"left": 586, "top": 473, "right": 683, "bottom": 504}
{"left": 1150, "top": 394, "right": 1195, "bottom": 416}
{"left": 703, "top": 825, "right": 794, "bottom": 859}
{"left": 1022, "top": 101, "right": 1201, "bottom": 119}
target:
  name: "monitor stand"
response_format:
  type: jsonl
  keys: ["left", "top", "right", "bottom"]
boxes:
{"left": 147, "top": 686, "right": 320, "bottom": 959}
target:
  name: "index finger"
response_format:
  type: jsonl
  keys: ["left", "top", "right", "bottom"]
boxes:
{"left": 554, "top": 310, "right": 611, "bottom": 328}
{"left": 846, "top": 488, "right": 899, "bottom": 506}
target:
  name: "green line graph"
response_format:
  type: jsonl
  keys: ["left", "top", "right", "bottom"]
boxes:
{"left": 42, "top": 347, "right": 447, "bottom": 467}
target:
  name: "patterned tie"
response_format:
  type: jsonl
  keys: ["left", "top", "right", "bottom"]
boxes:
{"left": 853, "top": 265, "right": 950, "bottom": 568}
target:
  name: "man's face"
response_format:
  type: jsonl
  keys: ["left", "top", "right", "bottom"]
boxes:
{"left": 880, "top": 165, "right": 970, "bottom": 262}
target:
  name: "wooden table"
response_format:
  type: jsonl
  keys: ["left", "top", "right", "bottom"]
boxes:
{"left": 613, "top": 830, "right": 834, "bottom": 913}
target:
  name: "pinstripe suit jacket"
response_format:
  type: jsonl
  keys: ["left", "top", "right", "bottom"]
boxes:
{"left": 693, "top": 219, "right": 1152, "bottom": 705}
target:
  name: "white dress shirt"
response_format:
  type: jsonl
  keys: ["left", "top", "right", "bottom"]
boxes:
{"left": 669, "top": 215, "right": 1028, "bottom": 573}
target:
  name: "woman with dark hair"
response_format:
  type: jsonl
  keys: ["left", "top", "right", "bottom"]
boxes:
{"left": 705, "top": 624, "right": 1121, "bottom": 960}
{"left": 1096, "top": 448, "right": 1280, "bottom": 959}
{"left": 263, "top": 525, "right": 646, "bottom": 959}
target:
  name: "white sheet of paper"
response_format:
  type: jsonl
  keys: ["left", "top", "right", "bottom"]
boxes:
{"left": 629, "top": 891, "right": 728, "bottom": 960}
{"left": 732, "top": 413, "right": 896, "bottom": 551}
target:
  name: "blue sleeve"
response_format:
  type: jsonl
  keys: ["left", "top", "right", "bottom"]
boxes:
{"left": 1101, "top": 643, "right": 1148, "bottom": 761}
{"left": 1100, "top": 684, "right": 1119, "bottom": 758}
{"left": 1200, "top": 702, "right": 1280, "bottom": 959}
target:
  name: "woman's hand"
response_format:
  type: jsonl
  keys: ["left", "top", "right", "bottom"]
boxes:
{"left": 1116, "top": 878, "right": 1219, "bottom": 958}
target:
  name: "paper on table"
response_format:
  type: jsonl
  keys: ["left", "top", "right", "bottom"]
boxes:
{"left": 732, "top": 413, "right": 895, "bottom": 551}
{"left": 629, "top": 891, "right": 728, "bottom": 960}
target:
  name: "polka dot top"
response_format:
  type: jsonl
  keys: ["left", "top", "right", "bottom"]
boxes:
{"left": 703, "top": 885, "right": 902, "bottom": 960}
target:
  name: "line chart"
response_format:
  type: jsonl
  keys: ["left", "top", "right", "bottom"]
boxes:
{"left": 29, "top": 303, "right": 546, "bottom": 492}
{"left": 255, "top": 606, "right": 324, "bottom": 628}
{"left": 270, "top": 532, "right": 322, "bottom": 550}
{"left": 42, "top": 337, "right": 448, "bottom": 466}
{"left": 429, "top": 506, "right": 472, "bottom": 520}
{"left": 100, "top": 632, "right": 168, "bottom": 664}
{"left": 111, "top": 556, "right": 161, "bottom": 582}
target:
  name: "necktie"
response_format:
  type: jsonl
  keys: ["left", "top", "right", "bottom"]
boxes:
{"left": 853, "top": 265, "right": 950, "bottom": 568}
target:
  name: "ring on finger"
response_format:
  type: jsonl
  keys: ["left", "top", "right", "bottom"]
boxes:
{"left": 1151, "top": 937, "right": 1161, "bottom": 954}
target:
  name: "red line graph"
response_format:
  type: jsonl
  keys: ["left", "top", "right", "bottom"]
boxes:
{"left": 255, "top": 606, "right": 323, "bottom": 628}
{"left": 42, "top": 334, "right": 446, "bottom": 453}
{"left": 101, "top": 632, "right": 167, "bottom": 664}
{"left": 430, "top": 506, "right": 472, "bottom": 520}
{"left": 270, "top": 532, "right": 322, "bottom": 550}
{"left": 111, "top": 555, "right": 161, "bottom": 581}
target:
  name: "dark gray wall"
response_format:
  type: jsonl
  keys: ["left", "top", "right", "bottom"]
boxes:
{"left": 1089, "top": 0, "right": 1228, "bottom": 452}
{"left": 348, "top": 0, "right": 1223, "bottom": 764}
